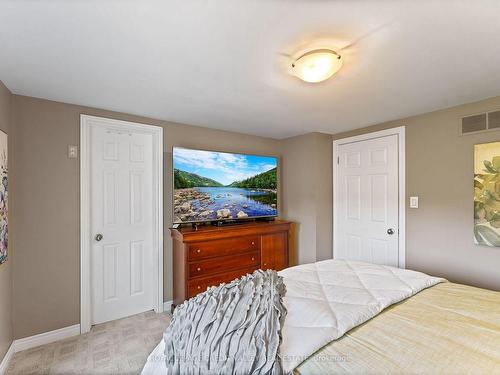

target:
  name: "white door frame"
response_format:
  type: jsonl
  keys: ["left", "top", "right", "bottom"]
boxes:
{"left": 333, "top": 126, "right": 406, "bottom": 268}
{"left": 80, "top": 114, "right": 163, "bottom": 334}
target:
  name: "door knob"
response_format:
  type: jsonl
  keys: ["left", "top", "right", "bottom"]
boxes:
{"left": 387, "top": 228, "right": 395, "bottom": 235}
{"left": 95, "top": 233, "right": 103, "bottom": 241}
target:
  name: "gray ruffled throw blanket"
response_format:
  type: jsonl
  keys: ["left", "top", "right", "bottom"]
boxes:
{"left": 164, "top": 269, "right": 287, "bottom": 375}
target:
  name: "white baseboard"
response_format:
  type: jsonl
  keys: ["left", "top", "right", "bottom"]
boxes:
{"left": 3, "top": 305, "right": 172, "bottom": 369}
{"left": 2, "top": 304, "right": 170, "bottom": 371}
{"left": 13, "top": 324, "right": 81, "bottom": 353}
{"left": 163, "top": 300, "right": 173, "bottom": 313}
{"left": 0, "top": 342, "right": 14, "bottom": 375}
{"left": 0, "top": 324, "right": 82, "bottom": 373}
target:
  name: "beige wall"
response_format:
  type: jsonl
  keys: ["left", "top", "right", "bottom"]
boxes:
{"left": 281, "top": 133, "right": 332, "bottom": 264}
{"left": 333, "top": 96, "right": 500, "bottom": 291}
{"left": 0, "top": 81, "right": 12, "bottom": 361}
{"left": 10, "top": 95, "right": 282, "bottom": 339}
{"left": 313, "top": 134, "right": 333, "bottom": 261}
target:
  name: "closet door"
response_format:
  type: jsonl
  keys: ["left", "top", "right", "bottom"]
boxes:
{"left": 336, "top": 134, "right": 399, "bottom": 267}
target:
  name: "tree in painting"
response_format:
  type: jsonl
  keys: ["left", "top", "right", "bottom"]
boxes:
{"left": 474, "top": 142, "right": 500, "bottom": 246}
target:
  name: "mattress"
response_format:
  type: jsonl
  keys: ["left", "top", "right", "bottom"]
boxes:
{"left": 295, "top": 282, "right": 500, "bottom": 374}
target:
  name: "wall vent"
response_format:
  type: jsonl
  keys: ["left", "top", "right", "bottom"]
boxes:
{"left": 461, "top": 110, "right": 500, "bottom": 135}
{"left": 487, "top": 110, "right": 500, "bottom": 129}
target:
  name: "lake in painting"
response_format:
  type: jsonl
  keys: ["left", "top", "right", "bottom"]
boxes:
{"left": 173, "top": 148, "right": 278, "bottom": 223}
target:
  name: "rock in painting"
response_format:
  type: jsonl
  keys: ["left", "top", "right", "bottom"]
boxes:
{"left": 179, "top": 202, "right": 191, "bottom": 213}
{"left": 237, "top": 211, "right": 248, "bottom": 219}
{"left": 217, "top": 209, "right": 232, "bottom": 219}
{"left": 199, "top": 210, "right": 213, "bottom": 217}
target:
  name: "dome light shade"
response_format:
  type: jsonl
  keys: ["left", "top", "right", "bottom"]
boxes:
{"left": 291, "top": 49, "right": 343, "bottom": 83}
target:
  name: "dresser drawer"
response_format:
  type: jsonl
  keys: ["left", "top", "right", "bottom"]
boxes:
{"left": 189, "top": 251, "right": 260, "bottom": 278}
{"left": 187, "top": 266, "right": 257, "bottom": 298}
{"left": 188, "top": 236, "right": 259, "bottom": 260}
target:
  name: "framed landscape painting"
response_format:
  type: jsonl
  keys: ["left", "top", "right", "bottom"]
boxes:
{"left": 474, "top": 141, "right": 500, "bottom": 247}
{"left": 0, "top": 130, "right": 7, "bottom": 264}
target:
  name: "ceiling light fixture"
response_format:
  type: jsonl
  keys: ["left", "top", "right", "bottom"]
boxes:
{"left": 291, "top": 49, "right": 343, "bottom": 83}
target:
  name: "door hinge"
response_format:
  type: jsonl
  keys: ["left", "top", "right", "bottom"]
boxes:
{"left": 337, "top": 156, "right": 340, "bottom": 164}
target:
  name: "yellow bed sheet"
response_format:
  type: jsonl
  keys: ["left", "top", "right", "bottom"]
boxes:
{"left": 296, "top": 282, "right": 500, "bottom": 374}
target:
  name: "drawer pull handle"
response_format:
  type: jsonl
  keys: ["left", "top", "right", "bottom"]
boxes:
{"left": 197, "top": 267, "right": 201, "bottom": 272}
{"left": 197, "top": 285, "right": 201, "bottom": 290}
{"left": 251, "top": 241, "right": 255, "bottom": 245}
{"left": 263, "top": 263, "right": 267, "bottom": 266}
{"left": 251, "top": 257, "right": 255, "bottom": 261}
{"left": 196, "top": 249, "right": 201, "bottom": 253}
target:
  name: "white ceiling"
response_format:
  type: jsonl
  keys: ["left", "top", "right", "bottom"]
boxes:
{"left": 1, "top": 1, "right": 500, "bottom": 139}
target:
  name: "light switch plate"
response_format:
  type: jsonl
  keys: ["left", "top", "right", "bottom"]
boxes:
{"left": 410, "top": 196, "right": 419, "bottom": 208}
{"left": 68, "top": 145, "right": 78, "bottom": 159}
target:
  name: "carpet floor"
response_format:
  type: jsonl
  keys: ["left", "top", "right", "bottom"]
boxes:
{"left": 6, "top": 311, "right": 171, "bottom": 375}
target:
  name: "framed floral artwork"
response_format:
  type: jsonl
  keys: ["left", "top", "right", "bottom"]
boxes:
{"left": 0, "top": 130, "right": 7, "bottom": 264}
{"left": 474, "top": 141, "right": 500, "bottom": 246}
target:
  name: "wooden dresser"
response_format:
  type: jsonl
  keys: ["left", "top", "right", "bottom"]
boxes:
{"left": 170, "top": 220, "right": 291, "bottom": 309}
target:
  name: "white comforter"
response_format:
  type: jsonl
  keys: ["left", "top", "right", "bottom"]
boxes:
{"left": 142, "top": 259, "right": 443, "bottom": 374}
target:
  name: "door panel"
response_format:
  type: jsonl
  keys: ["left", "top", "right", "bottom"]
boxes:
{"left": 91, "top": 126, "right": 155, "bottom": 325}
{"left": 337, "top": 135, "right": 399, "bottom": 267}
{"left": 130, "top": 240, "right": 144, "bottom": 296}
{"left": 130, "top": 171, "right": 144, "bottom": 224}
{"left": 346, "top": 176, "right": 361, "bottom": 220}
{"left": 261, "top": 232, "right": 287, "bottom": 271}
{"left": 102, "top": 244, "right": 118, "bottom": 301}
{"left": 103, "top": 171, "right": 117, "bottom": 225}
{"left": 273, "top": 235, "right": 287, "bottom": 271}
{"left": 370, "top": 174, "right": 387, "bottom": 222}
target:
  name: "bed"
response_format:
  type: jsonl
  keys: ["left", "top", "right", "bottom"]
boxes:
{"left": 142, "top": 260, "right": 500, "bottom": 374}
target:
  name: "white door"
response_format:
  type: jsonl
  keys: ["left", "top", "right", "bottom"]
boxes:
{"left": 90, "top": 125, "right": 155, "bottom": 324}
{"left": 336, "top": 134, "right": 399, "bottom": 266}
